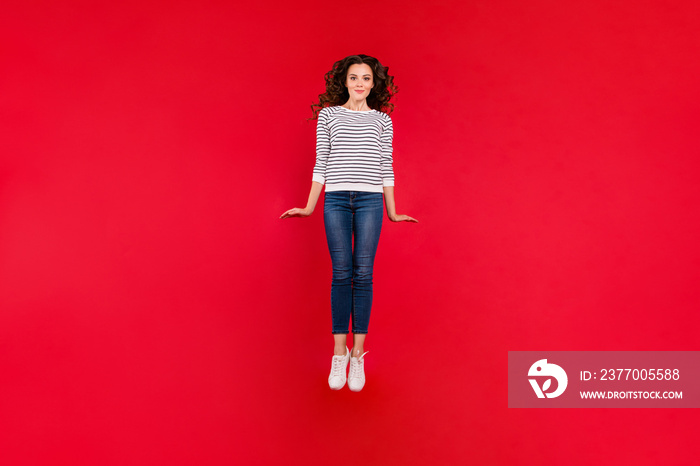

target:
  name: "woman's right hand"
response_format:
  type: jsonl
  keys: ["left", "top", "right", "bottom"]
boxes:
{"left": 279, "top": 207, "right": 312, "bottom": 219}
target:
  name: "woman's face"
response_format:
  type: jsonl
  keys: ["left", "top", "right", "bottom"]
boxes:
{"left": 345, "top": 63, "right": 374, "bottom": 102}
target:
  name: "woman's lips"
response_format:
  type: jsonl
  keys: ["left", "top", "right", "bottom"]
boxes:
{"left": 354, "top": 90, "right": 364, "bottom": 93}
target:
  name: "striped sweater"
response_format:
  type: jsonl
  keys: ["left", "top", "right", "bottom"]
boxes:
{"left": 312, "top": 105, "right": 395, "bottom": 193}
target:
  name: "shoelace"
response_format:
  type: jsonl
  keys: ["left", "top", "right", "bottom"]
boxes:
{"left": 330, "top": 354, "right": 347, "bottom": 377}
{"left": 349, "top": 351, "right": 369, "bottom": 379}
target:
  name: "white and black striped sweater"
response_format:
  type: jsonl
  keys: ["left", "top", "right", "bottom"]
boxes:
{"left": 312, "top": 105, "right": 395, "bottom": 193}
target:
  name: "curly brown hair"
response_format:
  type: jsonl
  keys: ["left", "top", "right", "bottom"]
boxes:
{"left": 308, "top": 54, "right": 399, "bottom": 120}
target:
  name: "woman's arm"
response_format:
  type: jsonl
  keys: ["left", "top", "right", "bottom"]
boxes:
{"left": 280, "top": 181, "right": 323, "bottom": 219}
{"left": 380, "top": 116, "right": 417, "bottom": 222}
{"left": 383, "top": 186, "right": 398, "bottom": 220}
{"left": 383, "top": 186, "right": 418, "bottom": 223}
{"left": 281, "top": 109, "right": 330, "bottom": 220}
{"left": 305, "top": 181, "right": 324, "bottom": 214}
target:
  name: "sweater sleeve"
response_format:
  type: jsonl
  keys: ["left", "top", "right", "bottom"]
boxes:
{"left": 380, "top": 115, "right": 395, "bottom": 187}
{"left": 312, "top": 109, "right": 330, "bottom": 184}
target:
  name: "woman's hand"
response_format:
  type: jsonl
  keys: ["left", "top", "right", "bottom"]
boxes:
{"left": 388, "top": 213, "right": 418, "bottom": 223}
{"left": 279, "top": 207, "right": 312, "bottom": 219}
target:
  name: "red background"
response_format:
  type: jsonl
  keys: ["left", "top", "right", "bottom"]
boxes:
{"left": 2, "top": 0, "right": 699, "bottom": 464}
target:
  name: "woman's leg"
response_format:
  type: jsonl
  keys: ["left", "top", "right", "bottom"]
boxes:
{"left": 350, "top": 192, "right": 384, "bottom": 354}
{"left": 333, "top": 334, "right": 348, "bottom": 356}
{"left": 324, "top": 192, "right": 354, "bottom": 347}
{"left": 352, "top": 334, "right": 366, "bottom": 358}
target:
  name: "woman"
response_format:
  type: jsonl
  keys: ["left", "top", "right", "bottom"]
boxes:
{"left": 280, "top": 54, "right": 417, "bottom": 392}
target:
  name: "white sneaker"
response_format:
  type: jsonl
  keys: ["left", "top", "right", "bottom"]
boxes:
{"left": 348, "top": 349, "right": 369, "bottom": 392}
{"left": 328, "top": 346, "right": 350, "bottom": 390}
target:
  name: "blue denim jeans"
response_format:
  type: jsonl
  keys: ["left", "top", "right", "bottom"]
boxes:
{"left": 323, "top": 191, "right": 384, "bottom": 334}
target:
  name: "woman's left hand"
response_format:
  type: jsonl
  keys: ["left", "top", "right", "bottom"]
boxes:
{"left": 389, "top": 213, "right": 418, "bottom": 223}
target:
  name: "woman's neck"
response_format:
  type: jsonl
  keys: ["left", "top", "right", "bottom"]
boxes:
{"left": 342, "top": 100, "right": 371, "bottom": 112}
